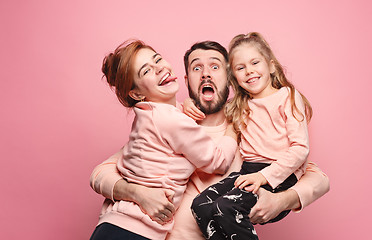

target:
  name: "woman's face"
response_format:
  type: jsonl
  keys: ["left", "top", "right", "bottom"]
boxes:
{"left": 130, "top": 48, "right": 179, "bottom": 105}
{"left": 231, "top": 43, "right": 276, "bottom": 99}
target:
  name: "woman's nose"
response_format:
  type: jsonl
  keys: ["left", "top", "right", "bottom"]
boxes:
{"left": 155, "top": 65, "right": 165, "bottom": 74}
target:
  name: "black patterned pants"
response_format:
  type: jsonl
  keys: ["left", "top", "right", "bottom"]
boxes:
{"left": 191, "top": 162, "right": 298, "bottom": 240}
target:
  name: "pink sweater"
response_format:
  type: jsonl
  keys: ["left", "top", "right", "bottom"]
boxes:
{"left": 240, "top": 87, "right": 309, "bottom": 188}
{"left": 97, "top": 101, "right": 237, "bottom": 240}
{"left": 90, "top": 120, "right": 329, "bottom": 240}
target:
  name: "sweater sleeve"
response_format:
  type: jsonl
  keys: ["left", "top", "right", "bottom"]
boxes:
{"left": 260, "top": 90, "right": 310, "bottom": 188}
{"left": 290, "top": 161, "right": 330, "bottom": 212}
{"left": 157, "top": 108, "right": 237, "bottom": 175}
{"left": 89, "top": 149, "right": 123, "bottom": 202}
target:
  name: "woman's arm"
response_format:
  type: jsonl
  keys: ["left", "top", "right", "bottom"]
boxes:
{"left": 90, "top": 149, "right": 176, "bottom": 223}
{"left": 249, "top": 161, "right": 330, "bottom": 224}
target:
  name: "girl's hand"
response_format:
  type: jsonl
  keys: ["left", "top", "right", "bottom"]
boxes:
{"left": 234, "top": 172, "right": 268, "bottom": 194}
{"left": 182, "top": 98, "right": 205, "bottom": 121}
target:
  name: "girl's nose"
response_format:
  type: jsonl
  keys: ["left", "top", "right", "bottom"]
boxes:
{"left": 245, "top": 66, "right": 253, "bottom": 75}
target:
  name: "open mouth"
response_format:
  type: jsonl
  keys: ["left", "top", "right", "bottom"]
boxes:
{"left": 200, "top": 83, "right": 215, "bottom": 101}
{"left": 159, "top": 73, "right": 177, "bottom": 86}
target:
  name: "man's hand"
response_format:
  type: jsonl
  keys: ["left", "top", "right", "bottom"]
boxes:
{"left": 235, "top": 172, "right": 268, "bottom": 194}
{"left": 113, "top": 179, "right": 176, "bottom": 225}
{"left": 249, "top": 188, "right": 300, "bottom": 224}
{"left": 135, "top": 185, "right": 176, "bottom": 225}
{"left": 182, "top": 98, "right": 205, "bottom": 121}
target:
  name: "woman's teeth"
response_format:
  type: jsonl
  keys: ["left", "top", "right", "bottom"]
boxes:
{"left": 159, "top": 73, "right": 170, "bottom": 85}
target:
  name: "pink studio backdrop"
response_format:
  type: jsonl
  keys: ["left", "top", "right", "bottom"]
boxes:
{"left": 1, "top": 0, "right": 371, "bottom": 239}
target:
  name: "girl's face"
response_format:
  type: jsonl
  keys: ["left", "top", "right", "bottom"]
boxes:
{"left": 231, "top": 43, "right": 276, "bottom": 99}
{"left": 130, "top": 48, "right": 179, "bottom": 105}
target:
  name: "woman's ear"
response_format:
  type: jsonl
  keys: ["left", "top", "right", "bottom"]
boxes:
{"left": 129, "top": 89, "right": 145, "bottom": 101}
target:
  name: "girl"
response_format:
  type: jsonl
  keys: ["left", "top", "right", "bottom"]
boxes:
{"left": 191, "top": 32, "right": 312, "bottom": 240}
{"left": 90, "top": 40, "right": 237, "bottom": 240}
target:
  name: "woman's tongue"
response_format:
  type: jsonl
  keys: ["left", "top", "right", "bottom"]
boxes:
{"left": 159, "top": 76, "right": 177, "bottom": 86}
{"left": 202, "top": 88, "right": 214, "bottom": 101}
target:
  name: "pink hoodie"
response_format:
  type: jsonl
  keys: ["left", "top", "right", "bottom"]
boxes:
{"left": 97, "top": 101, "right": 237, "bottom": 240}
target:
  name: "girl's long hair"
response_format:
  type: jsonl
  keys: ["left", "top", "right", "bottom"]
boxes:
{"left": 225, "top": 32, "right": 312, "bottom": 137}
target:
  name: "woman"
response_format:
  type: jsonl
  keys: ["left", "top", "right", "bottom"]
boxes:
{"left": 89, "top": 40, "right": 237, "bottom": 240}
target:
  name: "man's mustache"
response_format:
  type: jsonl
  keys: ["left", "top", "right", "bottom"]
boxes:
{"left": 198, "top": 79, "right": 217, "bottom": 92}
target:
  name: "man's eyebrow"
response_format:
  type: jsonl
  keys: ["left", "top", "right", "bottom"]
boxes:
{"left": 189, "top": 57, "right": 200, "bottom": 66}
{"left": 138, "top": 53, "right": 160, "bottom": 77}
{"left": 189, "top": 56, "right": 223, "bottom": 67}
{"left": 210, "top": 57, "right": 223, "bottom": 63}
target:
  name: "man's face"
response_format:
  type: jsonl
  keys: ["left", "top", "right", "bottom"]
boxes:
{"left": 185, "top": 49, "right": 229, "bottom": 114}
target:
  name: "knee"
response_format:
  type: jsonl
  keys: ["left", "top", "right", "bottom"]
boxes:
{"left": 214, "top": 198, "right": 235, "bottom": 215}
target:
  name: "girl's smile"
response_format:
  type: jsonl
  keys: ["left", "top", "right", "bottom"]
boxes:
{"left": 231, "top": 43, "right": 276, "bottom": 99}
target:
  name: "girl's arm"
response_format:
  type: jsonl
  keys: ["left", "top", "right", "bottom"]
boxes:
{"left": 260, "top": 90, "right": 310, "bottom": 188}
{"left": 89, "top": 149, "right": 176, "bottom": 224}
{"left": 249, "top": 161, "right": 330, "bottom": 223}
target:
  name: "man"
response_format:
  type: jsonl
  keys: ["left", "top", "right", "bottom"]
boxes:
{"left": 90, "top": 41, "right": 329, "bottom": 239}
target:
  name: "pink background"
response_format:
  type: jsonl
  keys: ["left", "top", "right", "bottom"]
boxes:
{"left": 1, "top": 0, "right": 371, "bottom": 239}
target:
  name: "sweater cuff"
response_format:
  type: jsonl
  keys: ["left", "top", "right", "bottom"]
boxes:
{"left": 289, "top": 182, "right": 311, "bottom": 212}
{"left": 104, "top": 175, "right": 124, "bottom": 202}
{"left": 259, "top": 168, "right": 281, "bottom": 189}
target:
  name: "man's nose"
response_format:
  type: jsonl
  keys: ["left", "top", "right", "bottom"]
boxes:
{"left": 201, "top": 68, "right": 211, "bottom": 80}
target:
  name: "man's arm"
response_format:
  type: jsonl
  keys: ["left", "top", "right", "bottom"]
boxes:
{"left": 90, "top": 149, "right": 176, "bottom": 224}
{"left": 249, "top": 161, "right": 329, "bottom": 224}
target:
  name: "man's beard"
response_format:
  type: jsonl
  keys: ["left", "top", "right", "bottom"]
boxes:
{"left": 188, "top": 80, "right": 229, "bottom": 115}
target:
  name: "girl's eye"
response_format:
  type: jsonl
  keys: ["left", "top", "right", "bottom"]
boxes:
{"left": 193, "top": 66, "right": 201, "bottom": 71}
{"left": 212, "top": 65, "right": 219, "bottom": 70}
{"left": 236, "top": 66, "right": 244, "bottom": 71}
{"left": 252, "top": 61, "right": 259, "bottom": 65}
{"left": 155, "top": 57, "right": 162, "bottom": 63}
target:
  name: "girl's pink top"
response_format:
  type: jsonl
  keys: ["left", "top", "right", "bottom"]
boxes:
{"left": 240, "top": 87, "right": 309, "bottom": 188}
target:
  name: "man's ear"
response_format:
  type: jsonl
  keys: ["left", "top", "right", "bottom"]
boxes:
{"left": 184, "top": 75, "right": 189, "bottom": 88}
{"left": 129, "top": 89, "right": 145, "bottom": 101}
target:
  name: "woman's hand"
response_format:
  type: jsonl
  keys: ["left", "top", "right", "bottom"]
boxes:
{"left": 234, "top": 172, "right": 268, "bottom": 194}
{"left": 182, "top": 98, "right": 205, "bottom": 121}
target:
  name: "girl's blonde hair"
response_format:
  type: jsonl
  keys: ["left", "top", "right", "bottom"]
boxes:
{"left": 225, "top": 32, "right": 312, "bottom": 136}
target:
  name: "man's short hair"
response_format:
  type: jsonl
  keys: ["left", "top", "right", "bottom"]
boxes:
{"left": 183, "top": 41, "right": 228, "bottom": 75}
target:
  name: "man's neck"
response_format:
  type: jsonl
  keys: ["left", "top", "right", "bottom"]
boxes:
{"left": 197, "top": 109, "right": 226, "bottom": 127}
